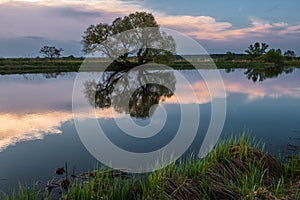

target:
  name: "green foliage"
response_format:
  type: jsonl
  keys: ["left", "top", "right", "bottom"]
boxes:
{"left": 245, "top": 42, "right": 269, "bottom": 59}
{"left": 225, "top": 51, "right": 234, "bottom": 61}
{"left": 4, "top": 135, "right": 300, "bottom": 199}
{"left": 264, "top": 48, "right": 285, "bottom": 66}
{"left": 39, "top": 46, "right": 64, "bottom": 60}
{"left": 2, "top": 184, "right": 39, "bottom": 200}
{"left": 82, "top": 12, "right": 176, "bottom": 65}
{"left": 244, "top": 66, "right": 294, "bottom": 82}
{"left": 244, "top": 43, "right": 297, "bottom": 66}
{"left": 83, "top": 66, "right": 175, "bottom": 118}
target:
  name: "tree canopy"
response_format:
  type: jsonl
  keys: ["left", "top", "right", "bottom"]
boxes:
{"left": 225, "top": 51, "right": 234, "bottom": 61}
{"left": 81, "top": 12, "right": 176, "bottom": 66}
{"left": 244, "top": 67, "right": 293, "bottom": 82}
{"left": 84, "top": 67, "right": 175, "bottom": 118}
{"left": 39, "top": 46, "right": 64, "bottom": 60}
{"left": 284, "top": 50, "right": 296, "bottom": 60}
{"left": 264, "top": 48, "right": 284, "bottom": 66}
{"left": 245, "top": 42, "right": 269, "bottom": 59}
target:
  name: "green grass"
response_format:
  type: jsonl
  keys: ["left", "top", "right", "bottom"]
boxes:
{"left": 0, "top": 58, "right": 82, "bottom": 74}
{"left": 2, "top": 184, "right": 40, "bottom": 200}
{"left": 2, "top": 135, "right": 300, "bottom": 199}
{"left": 1, "top": 58, "right": 300, "bottom": 75}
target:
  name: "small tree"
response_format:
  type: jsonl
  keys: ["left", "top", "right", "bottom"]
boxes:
{"left": 264, "top": 48, "right": 284, "bottom": 66}
{"left": 283, "top": 50, "right": 296, "bottom": 60}
{"left": 39, "top": 46, "right": 64, "bottom": 60}
{"left": 245, "top": 42, "right": 269, "bottom": 59}
{"left": 225, "top": 51, "right": 234, "bottom": 61}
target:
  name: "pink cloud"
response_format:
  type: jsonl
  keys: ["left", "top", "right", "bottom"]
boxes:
{"left": 168, "top": 17, "right": 300, "bottom": 41}
{"left": 0, "top": 0, "right": 147, "bottom": 40}
{"left": 1, "top": 0, "right": 300, "bottom": 42}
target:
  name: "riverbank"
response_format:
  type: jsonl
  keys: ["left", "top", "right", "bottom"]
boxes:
{"left": 1, "top": 58, "right": 300, "bottom": 74}
{"left": 0, "top": 58, "right": 82, "bottom": 74}
{"left": 3, "top": 136, "right": 300, "bottom": 200}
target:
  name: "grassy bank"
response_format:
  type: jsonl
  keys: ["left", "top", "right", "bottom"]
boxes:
{"left": 1, "top": 58, "right": 300, "bottom": 74}
{"left": 0, "top": 58, "right": 82, "bottom": 74}
{"left": 2, "top": 136, "right": 300, "bottom": 200}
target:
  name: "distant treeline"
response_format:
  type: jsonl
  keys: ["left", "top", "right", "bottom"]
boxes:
{"left": 0, "top": 55, "right": 85, "bottom": 61}
{"left": 1, "top": 53, "right": 299, "bottom": 61}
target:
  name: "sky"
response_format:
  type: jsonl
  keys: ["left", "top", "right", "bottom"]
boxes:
{"left": 0, "top": 0, "right": 300, "bottom": 57}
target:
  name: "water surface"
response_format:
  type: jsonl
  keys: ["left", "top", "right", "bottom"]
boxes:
{"left": 0, "top": 68, "right": 299, "bottom": 190}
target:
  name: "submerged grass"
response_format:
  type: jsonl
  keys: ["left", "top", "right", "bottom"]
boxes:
{"left": 2, "top": 135, "right": 300, "bottom": 200}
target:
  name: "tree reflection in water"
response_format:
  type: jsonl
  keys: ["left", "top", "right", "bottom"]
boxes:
{"left": 84, "top": 66, "right": 176, "bottom": 118}
{"left": 244, "top": 66, "right": 294, "bottom": 82}
{"left": 226, "top": 66, "right": 294, "bottom": 82}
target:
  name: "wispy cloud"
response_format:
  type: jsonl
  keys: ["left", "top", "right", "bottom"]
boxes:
{"left": 1, "top": 0, "right": 299, "bottom": 40}
{"left": 0, "top": 68, "right": 299, "bottom": 151}
{"left": 156, "top": 15, "right": 232, "bottom": 40}
{"left": 1, "top": 0, "right": 300, "bottom": 56}
{"left": 221, "top": 17, "right": 300, "bottom": 40}
{"left": 159, "top": 16, "right": 300, "bottom": 41}
{"left": 0, "top": 111, "right": 71, "bottom": 152}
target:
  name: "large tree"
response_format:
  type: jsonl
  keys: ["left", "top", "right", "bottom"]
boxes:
{"left": 245, "top": 42, "right": 269, "bottom": 59}
{"left": 81, "top": 12, "right": 176, "bottom": 66}
{"left": 84, "top": 67, "right": 175, "bottom": 118}
{"left": 39, "top": 46, "right": 64, "bottom": 60}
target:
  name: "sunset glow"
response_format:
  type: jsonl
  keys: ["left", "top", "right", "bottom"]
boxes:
{"left": 0, "top": 0, "right": 299, "bottom": 56}
{"left": 1, "top": 76, "right": 299, "bottom": 151}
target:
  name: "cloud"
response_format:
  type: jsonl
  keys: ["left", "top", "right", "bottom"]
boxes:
{"left": 226, "top": 82, "right": 300, "bottom": 102}
{"left": 0, "top": 0, "right": 149, "bottom": 41}
{"left": 222, "top": 18, "right": 300, "bottom": 40}
{"left": 0, "top": 111, "right": 72, "bottom": 152}
{"left": 55, "top": 7, "right": 103, "bottom": 18}
{"left": 223, "top": 72, "right": 300, "bottom": 101}
{"left": 158, "top": 16, "right": 300, "bottom": 41}
{"left": 156, "top": 15, "right": 232, "bottom": 40}
{"left": 1, "top": 68, "right": 299, "bottom": 151}
{"left": 0, "top": 36, "right": 82, "bottom": 57}
{"left": 1, "top": 0, "right": 300, "bottom": 56}
{"left": 0, "top": 72, "right": 74, "bottom": 112}
{"left": 4, "top": 0, "right": 299, "bottom": 41}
